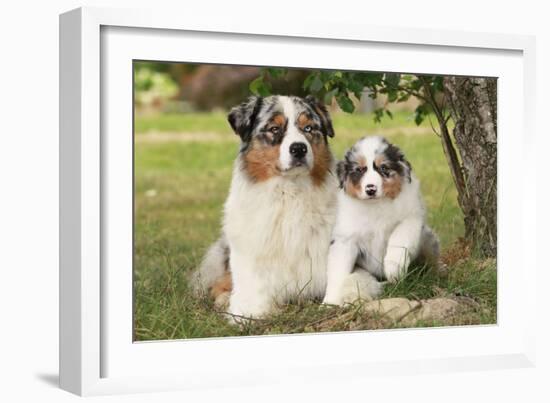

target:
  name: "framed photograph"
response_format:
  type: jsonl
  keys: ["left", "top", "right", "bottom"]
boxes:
{"left": 59, "top": 6, "right": 537, "bottom": 396}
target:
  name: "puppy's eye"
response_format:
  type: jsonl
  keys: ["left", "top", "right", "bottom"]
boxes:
{"left": 380, "top": 166, "right": 389, "bottom": 175}
{"left": 269, "top": 127, "right": 280, "bottom": 134}
{"left": 303, "top": 125, "right": 312, "bottom": 133}
{"left": 354, "top": 166, "right": 364, "bottom": 173}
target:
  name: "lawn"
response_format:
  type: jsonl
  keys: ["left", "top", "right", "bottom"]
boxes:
{"left": 134, "top": 110, "right": 496, "bottom": 341}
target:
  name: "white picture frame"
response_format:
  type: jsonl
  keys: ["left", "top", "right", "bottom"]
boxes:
{"left": 59, "top": 6, "right": 537, "bottom": 396}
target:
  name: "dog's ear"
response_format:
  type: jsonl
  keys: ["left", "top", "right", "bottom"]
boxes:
{"left": 305, "top": 95, "right": 335, "bottom": 138}
{"left": 227, "top": 96, "right": 263, "bottom": 144}
{"left": 336, "top": 160, "right": 346, "bottom": 188}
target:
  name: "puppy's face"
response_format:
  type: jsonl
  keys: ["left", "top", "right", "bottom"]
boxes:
{"left": 228, "top": 95, "right": 334, "bottom": 185}
{"left": 337, "top": 136, "right": 411, "bottom": 200}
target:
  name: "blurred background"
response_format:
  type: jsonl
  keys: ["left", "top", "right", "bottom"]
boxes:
{"left": 134, "top": 61, "right": 421, "bottom": 116}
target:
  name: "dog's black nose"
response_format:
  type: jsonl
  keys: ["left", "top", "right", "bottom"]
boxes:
{"left": 289, "top": 142, "right": 307, "bottom": 159}
{"left": 365, "top": 184, "right": 377, "bottom": 196}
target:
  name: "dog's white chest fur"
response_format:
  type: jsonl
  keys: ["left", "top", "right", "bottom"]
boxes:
{"left": 223, "top": 165, "right": 336, "bottom": 316}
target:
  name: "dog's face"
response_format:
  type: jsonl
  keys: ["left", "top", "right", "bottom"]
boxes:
{"left": 337, "top": 136, "right": 411, "bottom": 200}
{"left": 228, "top": 95, "right": 334, "bottom": 185}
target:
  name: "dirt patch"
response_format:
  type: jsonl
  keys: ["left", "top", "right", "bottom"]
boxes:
{"left": 441, "top": 237, "right": 472, "bottom": 266}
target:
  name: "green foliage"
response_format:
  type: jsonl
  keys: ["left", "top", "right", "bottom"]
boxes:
{"left": 134, "top": 63, "right": 179, "bottom": 106}
{"left": 250, "top": 68, "right": 445, "bottom": 125}
{"left": 248, "top": 67, "right": 303, "bottom": 97}
{"left": 336, "top": 92, "right": 355, "bottom": 113}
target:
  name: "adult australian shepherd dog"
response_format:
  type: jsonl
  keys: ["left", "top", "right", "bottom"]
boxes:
{"left": 322, "top": 136, "right": 440, "bottom": 306}
{"left": 191, "top": 95, "right": 377, "bottom": 320}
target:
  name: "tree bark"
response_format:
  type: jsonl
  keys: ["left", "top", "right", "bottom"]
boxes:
{"left": 443, "top": 77, "right": 497, "bottom": 257}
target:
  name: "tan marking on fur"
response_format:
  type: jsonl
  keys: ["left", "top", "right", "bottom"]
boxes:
{"left": 382, "top": 175, "right": 403, "bottom": 199}
{"left": 264, "top": 113, "right": 286, "bottom": 143}
{"left": 210, "top": 271, "right": 232, "bottom": 300}
{"left": 310, "top": 141, "right": 332, "bottom": 186}
{"left": 344, "top": 178, "right": 363, "bottom": 198}
{"left": 297, "top": 112, "right": 314, "bottom": 128}
{"left": 342, "top": 155, "right": 367, "bottom": 198}
{"left": 375, "top": 155, "right": 403, "bottom": 199}
{"left": 270, "top": 113, "right": 286, "bottom": 127}
{"left": 243, "top": 140, "right": 281, "bottom": 182}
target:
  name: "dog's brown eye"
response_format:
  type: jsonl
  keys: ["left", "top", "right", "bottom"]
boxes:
{"left": 354, "top": 166, "right": 364, "bottom": 173}
{"left": 303, "top": 125, "right": 312, "bottom": 133}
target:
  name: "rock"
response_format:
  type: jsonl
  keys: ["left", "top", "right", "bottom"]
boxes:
{"left": 360, "top": 297, "right": 463, "bottom": 326}
{"left": 413, "top": 298, "right": 460, "bottom": 325}
{"left": 362, "top": 298, "right": 421, "bottom": 322}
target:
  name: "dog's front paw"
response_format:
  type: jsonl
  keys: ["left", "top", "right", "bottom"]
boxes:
{"left": 224, "top": 312, "right": 244, "bottom": 325}
{"left": 213, "top": 291, "right": 231, "bottom": 310}
{"left": 223, "top": 305, "right": 248, "bottom": 325}
{"left": 223, "top": 308, "right": 250, "bottom": 325}
{"left": 322, "top": 294, "right": 344, "bottom": 306}
{"left": 225, "top": 302, "right": 266, "bottom": 325}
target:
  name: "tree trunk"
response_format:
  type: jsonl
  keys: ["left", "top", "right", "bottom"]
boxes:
{"left": 443, "top": 77, "right": 497, "bottom": 257}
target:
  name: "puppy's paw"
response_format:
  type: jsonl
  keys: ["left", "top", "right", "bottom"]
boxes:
{"left": 383, "top": 260, "right": 405, "bottom": 283}
{"left": 340, "top": 270, "right": 383, "bottom": 304}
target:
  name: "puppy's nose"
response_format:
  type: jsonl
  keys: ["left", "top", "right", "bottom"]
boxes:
{"left": 365, "top": 184, "right": 377, "bottom": 196}
{"left": 289, "top": 142, "right": 307, "bottom": 159}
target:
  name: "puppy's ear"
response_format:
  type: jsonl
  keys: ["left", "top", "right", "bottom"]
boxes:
{"left": 385, "top": 141, "right": 412, "bottom": 183}
{"left": 227, "top": 96, "right": 263, "bottom": 143}
{"left": 400, "top": 159, "right": 412, "bottom": 183}
{"left": 336, "top": 160, "right": 346, "bottom": 188}
{"left": 305, "top": 95, "right": 335, "bottom": 138}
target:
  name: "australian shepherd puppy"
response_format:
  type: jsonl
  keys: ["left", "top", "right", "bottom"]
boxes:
{"left": 192, "top": 95, "right": 348, "bottom": 320}
{"left": 322, "top": 136, "right": 440, "bottom": 306}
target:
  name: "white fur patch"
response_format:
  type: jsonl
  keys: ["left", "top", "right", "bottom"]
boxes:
{"left": 357, "top": 136, "right": 387, "bottom": 199}
{"left": 223, "top": 161, "right": 337, "bottom": 319}
{"left": 278, "top": 97, "right": 314, "bottom": 172}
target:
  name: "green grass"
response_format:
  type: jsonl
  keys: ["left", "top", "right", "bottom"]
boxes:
{"left": 136, "top": 112, "right": 231, "bottom": 134}
{"left": 135, "top": 110, "right": 432, "bottom": 135}
{"left": 134, "top": 111, "right": 496, "bottom": 341}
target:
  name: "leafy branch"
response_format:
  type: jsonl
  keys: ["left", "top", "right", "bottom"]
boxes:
{"left": 249, "top": 68, "right": 445, "bottom": 126}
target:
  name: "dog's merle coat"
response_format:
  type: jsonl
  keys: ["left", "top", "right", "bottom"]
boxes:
{"left": 191, "top": 95, "right": 377, "bottom": 321}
